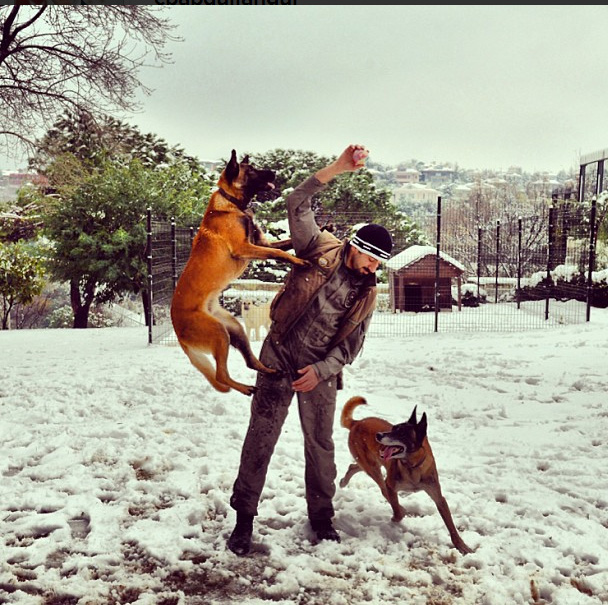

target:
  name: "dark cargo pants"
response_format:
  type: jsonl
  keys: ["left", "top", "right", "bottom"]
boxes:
{"left": 229, "top": 368, "right": 338, "bottom": 523}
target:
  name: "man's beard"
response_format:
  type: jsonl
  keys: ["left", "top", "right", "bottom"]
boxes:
{"left": 346, "top": 264, "right": 371, "bottom": 277}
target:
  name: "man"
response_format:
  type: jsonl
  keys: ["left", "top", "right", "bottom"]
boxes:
{"left": 227, "top": 144, "right": 393, "bottom": 555}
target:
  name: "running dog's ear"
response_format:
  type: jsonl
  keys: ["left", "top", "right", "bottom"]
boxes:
{"left": 416, "top": 412, "right": 428, "bottom": 443}
{"left": 407, "top": 405, "right": 417, "bottom": 425}
{"left": 225, "top": 149, "right": 239, "bottom": 183}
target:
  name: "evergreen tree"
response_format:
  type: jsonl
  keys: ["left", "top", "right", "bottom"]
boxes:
{"left": 0, "top": 240, "right": 44, "bottom": 330}
{"left": 25, "top": 111, "right": 213, "bottom": 328}
{"left": 42, "top": 157, "right": 211, "bottom": 328}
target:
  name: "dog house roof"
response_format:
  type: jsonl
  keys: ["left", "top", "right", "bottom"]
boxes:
{"left": 386, "top": 245, "right": 465, "bottom": 273}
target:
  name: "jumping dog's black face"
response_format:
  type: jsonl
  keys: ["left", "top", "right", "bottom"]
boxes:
{"left": 376, "top": 406, "right": 428, "bottom": 462}
{"left": 224, "top": 149, "right": 277, "bottom": 207}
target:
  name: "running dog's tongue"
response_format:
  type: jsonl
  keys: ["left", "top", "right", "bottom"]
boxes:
{"left": 380, "top": 446, "right": 398, "bottom": 460}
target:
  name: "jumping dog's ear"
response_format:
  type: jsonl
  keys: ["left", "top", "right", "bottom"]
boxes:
{"left": 242, "top": 154, "right": 250, "bottom": 164}
{"left": 407, "top": 406, "right": 417, "bottom": 425}
{"left": 225, "top": 149, "right": 239, "bottom": 183}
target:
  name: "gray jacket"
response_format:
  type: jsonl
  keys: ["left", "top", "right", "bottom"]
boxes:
{"left": 264, "top": 175, "right": 377, "bottom": 383}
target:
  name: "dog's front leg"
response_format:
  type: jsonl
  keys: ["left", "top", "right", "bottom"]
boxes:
{"left": 385, "top": 484, "right": 406, "bottom": 522}
{"left": 424, "top": 483, "right": 473, "bottom": 554}
{"left": 233, "top": 242, "right": 310, "bottom": 267}
{"left": 266, "top": 238, "right": 293, "bottom": 251}
{"left": 436, "top": 497, "right": 472, "bottom": 554}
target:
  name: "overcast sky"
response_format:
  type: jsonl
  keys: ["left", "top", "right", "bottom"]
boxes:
{"left": 5, "top": 6, "right": 608, "bottom": 174}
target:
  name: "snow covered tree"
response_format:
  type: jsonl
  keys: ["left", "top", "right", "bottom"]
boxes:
{"left": 29, "top": 109, "right": 198, "bottom": 176}
{"left": 244, "top": 148, "right": 427, "bottom": 283}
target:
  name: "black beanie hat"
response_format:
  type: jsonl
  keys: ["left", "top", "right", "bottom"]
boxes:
{"left": 350, "top": 224, "right": 393, "bottom": 262}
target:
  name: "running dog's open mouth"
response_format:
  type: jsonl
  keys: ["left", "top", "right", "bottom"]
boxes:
{"left": 379, "top": 444, "right": 404, "bottom": 461}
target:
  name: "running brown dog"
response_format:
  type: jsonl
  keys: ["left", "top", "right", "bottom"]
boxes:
{"left": 170, "top": 150, "right": 309, "bottom": 395}
{"left": 339, "top": 396, "right": 473, "bottom": 554}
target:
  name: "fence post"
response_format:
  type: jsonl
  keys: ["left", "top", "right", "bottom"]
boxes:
{"left": 477, "top": 226, "right": 482, "bottom": 302}
{"left": 596, "top": 159, "right": 605, "bottom": 195}
{"left": 146, "top": 208, "right": 153, "bottom": 345}
{"left": 577, "top": 163, "right": 586, "bottom": 206}
{"left": 517, "top": 217, "right": 522, "bottom": 310}
{"left": 545, "top": 206, "right": 555, "bottom": 321}
{"left": 434, "top": 196, "right": 442, "bottom": 333}
{"left": 494, "top": 220, "right": 500, "bottom": 303}
{"left": 586, "top": 197, "right": 597, "bottom": 322}
{"left": 171, "top": 217, "right": 177, "bottom": 292}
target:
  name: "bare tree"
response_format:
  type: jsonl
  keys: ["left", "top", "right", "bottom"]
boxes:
{"left": 0, "top": 5, "right": 178, "bottom": 160}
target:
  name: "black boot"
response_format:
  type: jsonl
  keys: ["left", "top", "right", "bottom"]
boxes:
{"left": 310, "top": 519, "right": 340, "bottom": 543}
{"left": 227, "top": 513, "right": 254, "bottom": 556}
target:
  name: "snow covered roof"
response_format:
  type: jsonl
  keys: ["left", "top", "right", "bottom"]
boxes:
{"left": 386, "top": 244, "right": 466, "bottom": 272}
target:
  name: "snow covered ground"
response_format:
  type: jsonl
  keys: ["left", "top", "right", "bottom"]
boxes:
{"left": 1, "top": 307, "right": 607, "bottom": 604}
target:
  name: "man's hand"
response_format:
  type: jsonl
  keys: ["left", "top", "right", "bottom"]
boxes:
{"left": 315, "top": 144, "right": 368, "bottom": 184}
{"left": 292, "top": 365, "right": 320, "bottom": 393}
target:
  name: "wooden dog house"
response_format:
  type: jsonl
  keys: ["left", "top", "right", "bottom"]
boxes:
{"left": 386, "top": 245, "right": 466, "bottom": 312}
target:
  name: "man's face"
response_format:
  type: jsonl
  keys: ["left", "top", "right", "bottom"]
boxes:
{"left": 346, "top": 246, "right": 381, "bottom": 276}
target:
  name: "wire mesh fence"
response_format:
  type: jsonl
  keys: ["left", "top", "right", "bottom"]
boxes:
{"left": 377, "top": 195, "right": 593, "bottom": 335}
{"left": 146, "top": 195, "right": 595, "bottom": 345}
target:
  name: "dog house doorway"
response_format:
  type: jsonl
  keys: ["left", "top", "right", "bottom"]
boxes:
{"left": 403, "top": 284, "right": 423, "bottom": 311}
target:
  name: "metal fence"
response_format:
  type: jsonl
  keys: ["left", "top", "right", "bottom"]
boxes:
{"left": 146, "top": 195, "right": 596, "bottom": 345}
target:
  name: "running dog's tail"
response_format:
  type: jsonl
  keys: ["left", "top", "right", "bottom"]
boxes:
{"left": 340, "top": 396, "right": 368, "bottom": 430}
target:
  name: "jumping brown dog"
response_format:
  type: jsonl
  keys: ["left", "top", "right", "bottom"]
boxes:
{"left": 339, "top": 396, "right": 472, "bottom": 554}
{"left": 170, "top": 150, "right": 309, "bottom": 395}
